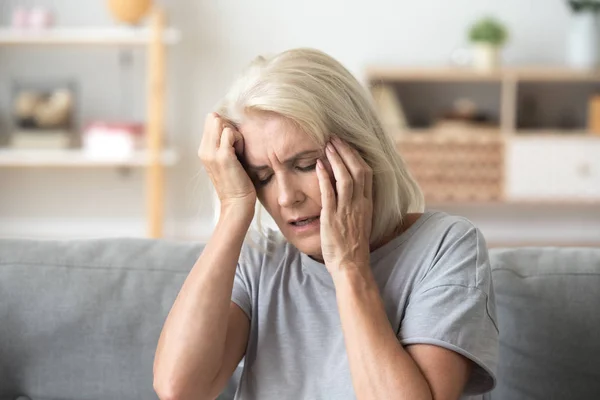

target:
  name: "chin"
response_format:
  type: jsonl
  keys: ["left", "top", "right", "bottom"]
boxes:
{"left": 283, "top": 229, "right": 323, "bottom": 261}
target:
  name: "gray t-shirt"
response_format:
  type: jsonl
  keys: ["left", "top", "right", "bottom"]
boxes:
{"left": 231, "top": 210, "right": 498, "bottom": 399}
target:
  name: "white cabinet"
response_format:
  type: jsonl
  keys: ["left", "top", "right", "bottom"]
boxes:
{"left": 506, "top": 137, "right": 600, "bottom": 201}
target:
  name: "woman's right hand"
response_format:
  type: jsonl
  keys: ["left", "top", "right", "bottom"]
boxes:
{"left": 198, "top": 113, "right": 256, "bottom": 215}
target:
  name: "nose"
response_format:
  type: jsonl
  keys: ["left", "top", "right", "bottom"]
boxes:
{"left": 276, "top": 174, "right": 304, "bottom": 208}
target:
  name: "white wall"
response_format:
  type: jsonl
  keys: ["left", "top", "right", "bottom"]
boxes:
{"left": 2, "top": 0, "right": 598, "bottom": 245}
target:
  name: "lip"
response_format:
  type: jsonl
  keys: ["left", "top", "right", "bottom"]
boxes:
{"left": 287, "top": 215, "right": 320, "bottom": 224}
{"left": 287, "top": 215, "right": 321, "bottom": 234}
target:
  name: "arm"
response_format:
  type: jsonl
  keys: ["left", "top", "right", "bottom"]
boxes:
{"left": 333, "top": 267, "right": 471, "bottom": 400}
{"left": 317, "top": 138, "right": 472, "bottom": 400}
{"left": 154, "top": 113, "right": 256, "bottom": 400}
{"left": 153, "top": 209, "right": 252, "bottom": 400}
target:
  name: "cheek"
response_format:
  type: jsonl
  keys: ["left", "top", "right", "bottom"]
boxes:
{"left": 257, "top": 187, "right": 277, "bottom": 212}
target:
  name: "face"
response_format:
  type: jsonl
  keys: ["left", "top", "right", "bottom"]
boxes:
{"left": 239, "top": 112, "right": 331, "bottom": 258}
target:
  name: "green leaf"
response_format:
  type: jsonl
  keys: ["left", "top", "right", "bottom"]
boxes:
{"left": 468, "top": 17, "right": 508, "bottom": 46}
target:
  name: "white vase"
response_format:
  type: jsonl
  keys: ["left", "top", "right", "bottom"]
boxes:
{"left": 567, "top": 12, "right": 599, "bottom": 70}
{"left": 472, "top": 43, "right": 501, "bottom": 71}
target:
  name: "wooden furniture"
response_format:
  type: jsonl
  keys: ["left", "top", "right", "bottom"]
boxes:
{"left": 0, "top": 7, "right": 180, "bottom": 238}
{"left": 366, "top": 66, "right": 600, "bottom": 205}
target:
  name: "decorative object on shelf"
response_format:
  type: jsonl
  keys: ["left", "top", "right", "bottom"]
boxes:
{"left": 369, "top": 84, "right": 407, "bottom": 134}
{"left": 107, "top": 0, "right": 153, "bottom": 25}
{"left": 10, "top": 5, "right": 54, "bottom": 29}
{"left": 27, "top": 7, "right": 54, "bottom": 29}
{"left": 468, "top": 16, "right": 508, "bottom": 71}
{"left": 9, "top": 80, "right": 77, "bottom": 149}
{"left": 82, "top": 121, "right": 145, "bottom": 158}
{"left": 566, "top": 1, "right": 600, "bottom": 69}
{"left": 11, "top": 7, "right": 28, "bottom": 28}
{"left": 589, "top": 94, "right": 600, "bottom": 135}
{"left": 448, "top": 47, "right": 472, "bottom": 67}
{"left": 434, "top": 98, "right": 497, "bottom": 134}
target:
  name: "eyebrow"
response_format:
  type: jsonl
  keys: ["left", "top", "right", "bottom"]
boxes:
{"left": 246, "top": 150, "right": 321, "bottom": 171}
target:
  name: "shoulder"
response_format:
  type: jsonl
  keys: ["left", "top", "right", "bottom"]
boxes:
{"left": 411, "top": 210, "right": 490, "bottom": 291}
{"left": 416, "top": 210, "right": 481, "bottom": 240}
{"left": 410, "top": 211, "right": 486, "bottom": 257}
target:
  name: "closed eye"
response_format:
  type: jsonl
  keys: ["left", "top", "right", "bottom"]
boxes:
{"left": 296, "top": 163, "right": 317, "bottom": 172}
{"left": 254, "top": 162, "right": 316, "bottom": 188}
{"left": 255, "top": 174, "right": 272, "bottom": 187}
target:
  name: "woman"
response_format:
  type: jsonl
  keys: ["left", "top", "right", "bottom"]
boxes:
{"left": 154, "top": 48, "right": 498, "bottom": 400}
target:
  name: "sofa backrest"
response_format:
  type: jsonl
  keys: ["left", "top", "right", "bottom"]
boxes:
{"left": 0, "top": 238, "right": 203, "bottom": 400}
{"left": 488, "top": 247, "right": 600, "bottom": 400}
{"left": 2, "top": 239, "right": 600, "bottom": 400}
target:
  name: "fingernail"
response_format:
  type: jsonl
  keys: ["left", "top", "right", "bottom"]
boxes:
{"left": 317, "top": 159, "right": 323, "bottom": 169}
{"left": 326, "top": 143, "right": 335, "bottom": 153}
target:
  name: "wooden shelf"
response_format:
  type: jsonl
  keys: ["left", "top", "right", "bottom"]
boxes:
{"left": 366, "top": 66, "right": 600, "bottom": 83}
{"left": 513, "top": 130, "right": 600, "bottom": 139}
{"left": 0, "top": 148, "right": 179, "bottom": 167}
{"left": 0, "top": 26, "right": 181, "bottom": 46}
{"left": 428, "top": 199, "right": 600, "bottom": 207}
{"left": 510, "top": 66, "right": 600, "bottom": 82}
{"left": 366, "top": 66, "right": 504, "bottom": 82}
{"left": 392, "top": 128, "right": 600, "bottom": 140}
{"left": 0, "top": 7, "right": 178, "bottom": 238}
{"left": 394, "top": 128, "right": 502, "bottom": 140}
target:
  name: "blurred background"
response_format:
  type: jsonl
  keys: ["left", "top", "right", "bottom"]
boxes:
{"left": 0, "top": 0, "right": 599, "bottom": 247}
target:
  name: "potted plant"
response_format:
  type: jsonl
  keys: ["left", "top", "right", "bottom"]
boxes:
{"left": 468, "top": 17, "right": 508, "bottom": 71}
{"left": 566, "top": 1, "right": 600, "bottom": 69}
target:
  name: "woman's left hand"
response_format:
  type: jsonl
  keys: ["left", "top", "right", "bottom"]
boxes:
{"left": 316, "top": 137, "right": 374, "bottom": 276}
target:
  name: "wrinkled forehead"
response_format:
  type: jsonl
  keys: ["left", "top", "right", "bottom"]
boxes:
{"left": 239, "top": 112, "right": 321, "bottom": 164}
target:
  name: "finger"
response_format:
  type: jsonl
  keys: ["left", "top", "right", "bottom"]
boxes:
{"left": 232, "top": 129, "right": 244, "bottom": 157}
{"left": 337, "top": 138, "right": 373, "bottom": 200}
{"left": 363, "top": 162, "right": 373, "bottom": 201}
{"left": 199, "top": 113, "right": 220, "bottom": 159}
{"left": 219, "top": 126, "right": 239, "bottom": 155}
{"left": 325, "top": 141, "right": 353, "bottom": 208}
{"left": 212, "top": 114, "right": 225, "bottom": 148}
{"left": 331, "top": 137, "right": 364, "bottom": 201}
{"left": 220, "top": 125, "right": 244, "bottom": 155}
{"left": 316, "top": 159, "right": 335, "bottom": 214}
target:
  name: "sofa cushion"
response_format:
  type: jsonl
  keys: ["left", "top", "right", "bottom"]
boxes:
{"left": 0, "top": 238, "right": 203, "bottom": 400}
{"left": 488, "top": 247, "right": 600, "bottom": 400}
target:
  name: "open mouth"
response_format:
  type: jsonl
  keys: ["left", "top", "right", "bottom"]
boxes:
{"left": 290, "top": 216, "right": 320, "bottom": 226}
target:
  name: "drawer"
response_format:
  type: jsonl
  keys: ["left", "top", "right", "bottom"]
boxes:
{"left": 506, "top": 137, "right": 600, "bottom": 200}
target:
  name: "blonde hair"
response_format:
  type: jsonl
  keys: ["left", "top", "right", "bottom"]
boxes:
{"left": 216, "top": 48, "right": 424, "bottom": 246}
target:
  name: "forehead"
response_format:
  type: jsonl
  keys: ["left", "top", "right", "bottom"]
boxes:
{"left": 239, "top": 112, "right": 319, "bottom": 163}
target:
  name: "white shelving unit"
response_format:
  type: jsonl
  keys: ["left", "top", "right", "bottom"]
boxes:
{"left": 0, "top": 26, "right": 181, "bottom": 46}
{"left": 0, "top": 8, "right": 181, "bottom": 238}
{"left": 367, "top": 66, "right": 600, "bottom": 203}
{"left": 0, "top": 148, "right": 179, "bottom": 167}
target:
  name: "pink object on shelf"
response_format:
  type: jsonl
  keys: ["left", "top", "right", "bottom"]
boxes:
{"left": 11, "top": 8, "right": 29, "bottom": 28}
{"left": 27, "top": 7, "right": 53, "bottom": 29}
{"left": 83, "top": 121, "right": 146, "bottom": 158}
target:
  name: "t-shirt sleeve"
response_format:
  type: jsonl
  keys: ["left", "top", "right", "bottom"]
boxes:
{"left": 231, "top": 261, "right": 252, "bottom": 320}
{"left": 398, "top": 220, "right": 499, "bottom": 395}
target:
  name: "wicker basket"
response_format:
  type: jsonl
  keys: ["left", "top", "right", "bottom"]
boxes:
{"left": 396, "top": 133, "right": 505, "bottom": 203}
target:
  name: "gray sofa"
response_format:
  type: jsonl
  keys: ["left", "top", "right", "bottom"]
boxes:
{"left": 1, "top": 238, "right": 599, "bottom": 400}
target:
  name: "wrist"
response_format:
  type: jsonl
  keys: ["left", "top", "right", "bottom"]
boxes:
{"left": 219, "top": 202, "right": 255, "bottom": 223}
{"left": 331, "top": 263, "right": 375, "bottom": 290}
